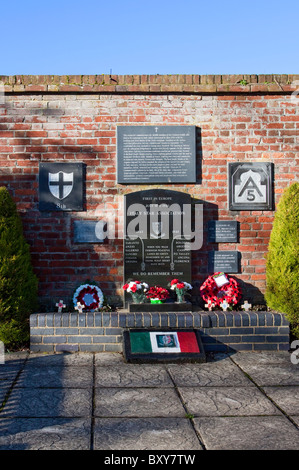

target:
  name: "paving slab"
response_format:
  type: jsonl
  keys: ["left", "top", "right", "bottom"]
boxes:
{"left": 1, "top": 351, "right": 298, "bottom": 450}
{"left": 194, "top": 416, "right": 299, "bottom": 450}
{"left": 231, "top": 351, "right": 292, "bottom": 366}
{"left": 179, "top": 386, "right": 280, "bottom": 416}
{"left": 0, "top": 364, "right": 23, "bottom": 381}
{"left": 0, "top": 418, "right": 91, "bottom": 450}
{"left": 26, "top": 352, "right": 94, "bottom": 366}
{"left": 291, "top": 416, "right": 299, "bottom": 427}
{"left": 95, "top": 388, "right": 186, "bottom": 417}
{"left": 1, "top": 388, "right": 92, "bottom": 417}
{"left": 93, "top": 418, "right": 203, "bottom": 450}
{"left": 167, "top": 361, "right": 253, "bottom": 387}
{"left": 0, "top": 383, "right": 11, "bottom": 406}
{"left": 95, "top": 352, "right": 125, "bottom": 365}
{"left": 3, "top": 352, "right": 29, "bottom": 364}
{"left": 16, "top": 365, "right": 93, "bottom": 388}
{"left": 263, "top": 386, "right": 299, "bottom": 415}
{"left": 95, "top": 364, "right": 173, "bottom": 388}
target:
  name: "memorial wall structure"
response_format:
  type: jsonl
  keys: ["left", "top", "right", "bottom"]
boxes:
{"left": 0, "top": 74, "right": 298, "bottom": 309}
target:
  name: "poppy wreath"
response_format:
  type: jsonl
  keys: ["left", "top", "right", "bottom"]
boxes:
{"left": 200, "top": 273, "right": 241, "bottom": 308}
{"left": 73, "top": 284, "right": 104, "bottom": 311}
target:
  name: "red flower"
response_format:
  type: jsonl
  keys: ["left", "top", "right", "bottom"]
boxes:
{"left": 146, "top": 286, "right": 170, "bottom": 300}
{"left": 122, "top": 283, "right": 129, "bottom": 290}
{"left": 171, "top": 279, "right": 179, "bottom": 286}
{"left": 176, "top": 282, "right": 185, "bottom": 289}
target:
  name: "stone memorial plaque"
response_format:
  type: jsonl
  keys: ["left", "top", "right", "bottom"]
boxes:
{"left": 124, "top": 189, "right": 192, "bottom": 306}
{"left": 208, "top": 221, "right": 238, "bottom": 243}
{"left": 39, "top": 162, "right": 84, "bottom": 211}
{"left": 117, "top": 125, "right": 196, "bottom": 184}
{"left": 228, "top": 162, "right": 274, "bottom": 211}
{"left": 208, "top": 251, "right": 240, "bottom": 273}
{"left": 73, "top": 220, "right": 104, "bottom": 243}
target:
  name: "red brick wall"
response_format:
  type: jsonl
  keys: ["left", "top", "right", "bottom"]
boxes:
{"left": 0, "top": 74, "right": 298, "bottom": 310}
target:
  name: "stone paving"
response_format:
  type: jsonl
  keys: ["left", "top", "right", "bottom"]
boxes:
{"left": 0, "top": 350, "right": 299, "bottom": 450}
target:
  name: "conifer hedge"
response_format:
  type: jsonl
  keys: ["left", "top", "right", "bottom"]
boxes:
{"left": 265, "top": 182, "right": 299, "bottom": 337}
{"left": 0, "top": 187, "right": 38, "bottom": 349}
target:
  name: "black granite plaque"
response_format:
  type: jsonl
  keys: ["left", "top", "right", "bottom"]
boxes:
{"left": 39, "top": 162, "right": 84, "bottom": 211}
{"left": 228, "top": 162, "right": 274, "bottom": 211}
{"left": 117, "top": 125, "right": 196, "bottom": 184}
{"left": 208, "top": 251, "right": 240, "bottom": 273}
{"left": 208, "top": 221, "right": 238, "bottom": 243}
{"left": 124, "top": 189, "right": 192, "bottom": 305}
{"left": 73, "top": 220, "right": 104, "bottom": 243}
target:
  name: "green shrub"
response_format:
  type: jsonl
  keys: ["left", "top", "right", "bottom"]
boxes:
{"left": 265, "top": 182, "right": 299, "bottom": 337}
{"left": 0, "top": 187, "right": 38, "bottom": 349}
{"left": 0, "top": 319, "right": 30, "bottom": 351}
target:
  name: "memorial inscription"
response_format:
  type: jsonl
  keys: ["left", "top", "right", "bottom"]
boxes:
{"left": 117, "top": 126, "right": 196, "bottom": 184}
{"left": 73, "top": 220, "right": 104, "bottom": 244}
{"left": 208, "top": 251, "right": 240, "bottom": 273}
{"left": 208, "top": 221, "right": 238, "bottom": 243}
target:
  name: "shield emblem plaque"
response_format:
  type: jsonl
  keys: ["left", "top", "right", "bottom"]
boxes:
{"left": 228, "top": 162, "right": 274, "bottom": 211}
{"left": 39, "top": 162, "right": 84, "bottom": 211}
{"left": 48, "top": 171, "right": 74, "bottom": 200}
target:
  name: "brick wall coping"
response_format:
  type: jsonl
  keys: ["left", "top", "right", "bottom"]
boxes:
{"left": 31, "top": 310, "right": 289, "bottom": 329}
{"left": 1, "top": 74, "right": 298, "bottom": 94}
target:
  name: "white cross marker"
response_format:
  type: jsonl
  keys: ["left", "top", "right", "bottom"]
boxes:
{"left": 241, "top": 300, "right": 252, "bottom": 311}
{"left": 205, "top": 301, "right": 215, "bottom": 311}
{"left": 75, "top": 302, "right": 84, "bottom": 314}
{"left": 56, "top": 300, "right": 66, "bottom": 313}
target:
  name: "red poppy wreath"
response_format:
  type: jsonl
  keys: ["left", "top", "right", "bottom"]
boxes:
{"left": 200, "top": 272, "right": 241, "bottom": 308}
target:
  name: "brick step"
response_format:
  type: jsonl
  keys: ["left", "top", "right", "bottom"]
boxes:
{"left": 30, "top": 311, "right": 290, "bottom": 354}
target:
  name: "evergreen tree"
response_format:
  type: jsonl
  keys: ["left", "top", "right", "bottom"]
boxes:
{"left": 265, "top": 182, "right": 299, "bottom": 337}
{"left": 0, "top": 187, "right": 38, "bottom": 348}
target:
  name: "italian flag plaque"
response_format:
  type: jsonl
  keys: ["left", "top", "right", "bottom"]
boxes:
{"left": 123, "top": 329, "right": 205, "bottom": 363}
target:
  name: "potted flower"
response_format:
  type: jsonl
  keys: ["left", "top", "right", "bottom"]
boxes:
{"left": 170, "top": 279, "right": 192, "bottom": 303}
{"left": 122, "top": 281, "right": 149, "bottom": 304}
{"left": 146, "top": 286, "right": 170, "bottom": 304}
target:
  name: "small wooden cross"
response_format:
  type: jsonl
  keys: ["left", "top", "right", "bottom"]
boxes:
{"left": 241, "top": 300, "right": 252, "bottom": 311}
{"left": 75, "top": 302, "right": 84, "bottom": 314}
{"left": 56, "top": 300, "right": 66, "bottom": 313}
{"left": 205, "top": 301, "right": 215, "bottom": 311}
{"left": 220, "top": 300, "right": 229, "bottom": 311}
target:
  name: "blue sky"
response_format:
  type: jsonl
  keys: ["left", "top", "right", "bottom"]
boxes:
{"left": 1, "top": 0, "right": 298, "bottom": 76}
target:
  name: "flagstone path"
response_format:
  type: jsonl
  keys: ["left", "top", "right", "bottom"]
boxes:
{"left": 0, "top": 351, "right": 299, "bottom": 450}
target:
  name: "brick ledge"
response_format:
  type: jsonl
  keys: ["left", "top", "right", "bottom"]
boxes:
{"left": 30, "top": 311, "right": 290, "bottom": 354}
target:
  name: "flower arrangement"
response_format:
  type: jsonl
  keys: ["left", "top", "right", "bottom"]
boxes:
{"left": 146, "top": 285, "right": 170, "bottom": 303}
{"left": 73, "top": 283, "right": 104, "bottom": 311}
{"left": 170, "top": 279, "right": 192, "bottom": 303}
{"left": 122, "top": 280, "right": 149, "bottom": 304}
{"left": 200, "top": 272, "right": 241, "bottom": 310}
